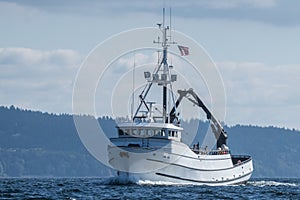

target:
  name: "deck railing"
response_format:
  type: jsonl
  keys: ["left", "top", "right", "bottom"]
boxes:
{"left": 191, "top": 148, "right": 231, "bottom": 155}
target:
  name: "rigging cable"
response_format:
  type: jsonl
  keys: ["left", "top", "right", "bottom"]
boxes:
{"left": 131, "top": 52, "right": 136, "bottom": 121}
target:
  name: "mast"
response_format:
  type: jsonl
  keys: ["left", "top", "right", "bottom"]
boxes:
{"left": 162, "top": 9, "right": 168, "bottom": 123}
{"left": 133, "top": 8, "right": 177, "bottom": 123}
{"left": 159, "top": 7, "right": 175, "bottom": 123}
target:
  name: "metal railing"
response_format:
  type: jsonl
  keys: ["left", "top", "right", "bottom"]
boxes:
{"left": 191, "top": 148, "right": 231, "bottom": 155}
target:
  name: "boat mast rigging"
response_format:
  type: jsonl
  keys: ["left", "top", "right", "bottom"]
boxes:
{"left": 133, "top": 8, "right": 177, "bottom": 123}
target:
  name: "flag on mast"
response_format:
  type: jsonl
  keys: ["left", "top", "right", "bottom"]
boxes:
{"left": 178, "top": 45, "right": 190, "bottom": 56}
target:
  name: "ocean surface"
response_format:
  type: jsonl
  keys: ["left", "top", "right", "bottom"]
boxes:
{"left": 0, "top": 177, "right": 299, "bottom": 199}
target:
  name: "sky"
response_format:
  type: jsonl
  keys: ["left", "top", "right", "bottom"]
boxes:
{"left": 0, "top": 0, "right": 299, "bottom": 130}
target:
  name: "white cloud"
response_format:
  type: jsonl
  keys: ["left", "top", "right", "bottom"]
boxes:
{"left": 0, "top": 48, "right": 80, "bottom": 67}
{"left": 115, "top": 52, "right": 150, "bottom": 74}
{"left": 200, "top": 0, "right": 277, "bottom": 9}
{"left": 217, "top": 61, "right": 300, "bottom": 129}
{"left": 0, "top": 48, "right": 82, "bottom": 113}
{"left": 250, "top": 0, "right": 277, "bottom": 8}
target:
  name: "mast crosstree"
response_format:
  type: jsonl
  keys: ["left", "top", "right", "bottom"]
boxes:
{"left": 133, "top": 8, "right": 177, "bottom": 123}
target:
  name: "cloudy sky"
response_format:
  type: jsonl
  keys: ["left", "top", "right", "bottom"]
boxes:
{"left": 0, "top": 0, "right": 299, "bottom": 129}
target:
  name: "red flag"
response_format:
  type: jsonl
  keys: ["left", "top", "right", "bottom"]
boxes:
{"left": 178, "top": 45, "right": 189, "bottom": 56}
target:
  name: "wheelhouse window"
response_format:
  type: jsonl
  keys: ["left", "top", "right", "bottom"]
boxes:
{"left": 161, "top": 129, "right": 166, "bottom": 136}
{"left": 167, "top": 130, "right": 178, "bottom": 138}
{"left": 154, "top": 130, "right": 160, "bottom": 136}
{"left": 132, "top": 129, "right": 138, "bottom": 135}
{"left": 118, "top": 128, "right": 180, "bottom": 138}
{"left": 148, "top": 129, "right": 154, "bottom": 136}
{"left": 118, "top": 128, "right": 124, "bottom": 136}
{"left": 124, "top": 129, "right": 130, "bottom": 135}
{"left": 140, "top": 129, "right": 146, "bottom": 136}
{"left": 118, "top": 128, "right": 132, "bottom": 136}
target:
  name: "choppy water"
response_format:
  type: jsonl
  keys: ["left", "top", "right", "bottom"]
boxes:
{"left": 0, "top": 177, "right": 299, "bottom": 199}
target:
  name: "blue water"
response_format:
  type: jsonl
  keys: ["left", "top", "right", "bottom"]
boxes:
{"left": 0, "top": 178, "right": 299, "bottom": 199}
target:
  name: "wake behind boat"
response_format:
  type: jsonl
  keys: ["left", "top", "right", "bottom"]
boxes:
{"left": 107, "top": 10, "right": 253, "bottom": 186}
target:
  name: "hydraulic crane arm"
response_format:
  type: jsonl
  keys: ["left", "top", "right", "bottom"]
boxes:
{"left": 170, "top": 88, "right": 227, "bottom": 148}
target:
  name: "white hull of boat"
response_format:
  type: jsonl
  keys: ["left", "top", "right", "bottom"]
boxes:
{"left": 108, "top": 139, "right": 253, "bottom": 186}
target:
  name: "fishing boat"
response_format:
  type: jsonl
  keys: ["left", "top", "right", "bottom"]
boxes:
{"left": 107, "top": 11, "right": 253, "bottom": 185}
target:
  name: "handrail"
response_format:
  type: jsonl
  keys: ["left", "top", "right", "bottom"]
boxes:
{"left": 191, "top": 147, "right": 231, "bottom": 155}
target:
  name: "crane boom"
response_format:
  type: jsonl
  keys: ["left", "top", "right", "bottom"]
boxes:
{"left": 170, "top": 88, "right": 227, "bottom": 148}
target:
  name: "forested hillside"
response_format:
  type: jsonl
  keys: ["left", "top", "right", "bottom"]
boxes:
{"left": 0, "top": 106, "right": 299, "bottom": 178}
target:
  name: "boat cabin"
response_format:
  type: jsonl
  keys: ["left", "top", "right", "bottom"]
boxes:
{"left": 117, "top": 122, "right": 183, "bottom": 142}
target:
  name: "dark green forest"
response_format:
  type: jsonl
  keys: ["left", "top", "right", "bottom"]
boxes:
{"left": 0, "top": 106, "right": 299, "bottom": 178}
